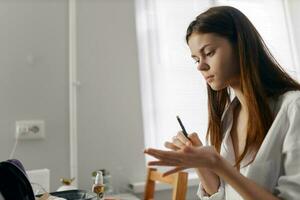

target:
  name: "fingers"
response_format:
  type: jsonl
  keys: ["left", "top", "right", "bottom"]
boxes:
{"left": 175, "top": 131, "right": 203, "bottom": 147}
{"left": 188, "top": 132, "right": 203, "bottom": 146}
{"left": 164, "top": 131, "right": 202, "bottom": 151}
{"left": 164, "top": 141, "right": 180, "bottom": 151}
{"left": 185, "top": 141, "right": 193, "bottom": 146}
{"left": 145, "top": 148, "right": 183, "bottom": 167}
{"left": 162, "top": 167, "right": 187, "bottom": 177}
{"left": 176, "top": 131, "right": 190, "bottom": 144}
{"left": 172, "top": 135, "right": 186, "bottom": 148}
{"left": 163, "top": 133, "right": 186, "bottom": 150}
{"left": 144, "top": 148, "right": 179, "bottom": 161}
{"left": 144, "top": 146, "right": 205, "bottom": 169}
{"left": 148, "top": 160, "right": 178, "bottom": 166}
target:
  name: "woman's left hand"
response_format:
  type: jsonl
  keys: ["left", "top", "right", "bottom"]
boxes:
{"left": 144, "top": 143, "right": 221, "bottom": 174}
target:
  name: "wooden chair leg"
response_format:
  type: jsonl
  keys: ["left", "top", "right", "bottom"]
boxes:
{"left": 172, "top": 172, "right": 188, "bottom": 200}
{"left": 144, "top": 168, "right": 156, "bottom": 200}
{"left": 144, "top": 168, "right": 188, "bottom": 200}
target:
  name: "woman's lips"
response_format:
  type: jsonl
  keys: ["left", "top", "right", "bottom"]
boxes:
{"left": 205, "top": 75, "right": 214, "bottom": 82}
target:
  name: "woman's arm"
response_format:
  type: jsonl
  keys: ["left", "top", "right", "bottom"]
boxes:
{"left": 163, "top": 132, "right": 220, "bottom": 195}
{"left": 195, "top": 167, "right": 220, "bottom": 195}
{"left": 213, "top": 152, "right": 280, "bottom": 200}
{"left": 145, "top": 145, "right": 281, "bottom": 200}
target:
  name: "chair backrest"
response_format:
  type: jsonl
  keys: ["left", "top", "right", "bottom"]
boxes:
{"left": 144, "top": 168, "right": 188, "bottom": 200}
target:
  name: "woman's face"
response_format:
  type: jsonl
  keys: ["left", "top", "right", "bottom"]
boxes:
{"left": 188, "top": 32, "right": 240, "bottom": 91}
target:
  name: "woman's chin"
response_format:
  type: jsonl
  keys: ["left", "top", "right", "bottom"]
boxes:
{"left": 209, "top": 83, "right": 226, "bottom": 91}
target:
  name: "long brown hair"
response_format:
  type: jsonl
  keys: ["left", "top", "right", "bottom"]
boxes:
{"left": 186, "top": 6, "right": 300, "bottom": 167}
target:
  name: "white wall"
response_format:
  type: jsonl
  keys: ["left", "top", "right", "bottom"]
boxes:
{"left": 75, "top": 1, "right": 206, "bottom": 199}
{"left": 76, "top": 0, "right": 146, "bottom": 193}
{"left": 0, "top": 0, "right": 69, "bottom": 191}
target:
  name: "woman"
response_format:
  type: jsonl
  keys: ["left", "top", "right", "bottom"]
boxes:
{"left": 144, "top": 6, "right": 300, "bottom": 200}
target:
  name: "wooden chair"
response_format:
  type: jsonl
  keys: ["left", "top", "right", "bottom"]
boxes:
{"left": 144, "top": 168, "right": 188, "bottom": 200}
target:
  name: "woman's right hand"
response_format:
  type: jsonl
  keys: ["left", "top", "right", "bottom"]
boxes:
{"left": 163, "top": 131, "right": 220, "bottom": 195}
{"left": 162, "top": 131, "right": 203, "bottom": 176}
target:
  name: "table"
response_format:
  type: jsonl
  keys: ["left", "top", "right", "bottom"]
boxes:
{"left": 104, "top": 193, "right": 140, "bottom": 200}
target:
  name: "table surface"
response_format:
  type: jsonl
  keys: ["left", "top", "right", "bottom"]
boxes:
{"left": 104, "top": 193, "right": 140, "bottom": 200}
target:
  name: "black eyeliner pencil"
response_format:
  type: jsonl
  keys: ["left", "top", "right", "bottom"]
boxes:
{"left": 176, "top": 116, "right": 190, "bottom": 140}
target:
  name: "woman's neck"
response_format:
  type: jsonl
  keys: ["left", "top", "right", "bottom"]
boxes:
{"left": 231, "top": 84, "right": 248, "bottom": 115}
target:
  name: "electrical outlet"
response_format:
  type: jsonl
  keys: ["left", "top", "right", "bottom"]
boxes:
{"left": 15, "top": 120, "right": 45, "bottom": 140}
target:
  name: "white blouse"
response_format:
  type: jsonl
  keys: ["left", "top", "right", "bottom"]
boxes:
{"left": 197, "top": 91, "right": 300, "bottom": 200}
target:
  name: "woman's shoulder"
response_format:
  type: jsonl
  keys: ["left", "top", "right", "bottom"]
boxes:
{"left": 275, "top": 90, "right": 300, "bottom": 112}
{"left": 280, "top": 90, "right": 300, "bottom": 102}
{"left": 275, "top": 91, "right": 300, "bottom": 153}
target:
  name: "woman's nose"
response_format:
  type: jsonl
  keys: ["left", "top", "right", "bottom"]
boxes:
{"left": 197, "top": 60, "right": 210, "bottom": 71}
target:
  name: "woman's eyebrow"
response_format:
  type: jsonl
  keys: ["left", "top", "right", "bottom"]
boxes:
{"left": 199, "top": 44, "right": 211, "bottom": 52}
{"left": 191, "top": 44, "right": 212, "bottom": 58}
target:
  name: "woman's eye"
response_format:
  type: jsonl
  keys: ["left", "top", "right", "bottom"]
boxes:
{"left": 194, "top": 60, "right": 199, "bottom": 64}
{"left": 206, "top": 51, "right": 215, "bottom": 57}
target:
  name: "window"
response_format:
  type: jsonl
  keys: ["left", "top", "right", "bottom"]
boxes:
{"left": 135, "top": 0, "right": 299, "bottom": 162}
{"left": 216, "top": 0, "right": 300, "bottom": 78}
